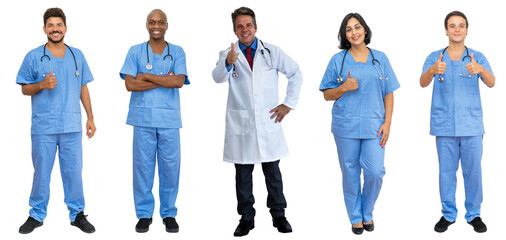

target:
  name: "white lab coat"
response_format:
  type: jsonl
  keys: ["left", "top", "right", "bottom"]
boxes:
{"left": 212, "top": 40, "right": 303, "bottom": 164}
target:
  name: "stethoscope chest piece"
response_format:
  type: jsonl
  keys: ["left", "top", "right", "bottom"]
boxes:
{"left": 337, "top": 77, "right": 343, "bottom": 84}
{"left": 439, "top": 76, "right": 444, "bottom": 82}
{"left": 146, "top": 63, "right": 152, "bottom": 70}
{"left": 76, "top": 70, "right": 80, "bottom": 77}
{"left": 232, "top": 64, "right": 239, "bottom": 79}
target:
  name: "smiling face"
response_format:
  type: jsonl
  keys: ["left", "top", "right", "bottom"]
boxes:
{"left": 234, "top": 15, "right": 257, "bottom": 47}
{"left": 146, "top": 10, "right": 168, "bottom": 41}
{"left": 446, "top": 16, "right": 468, "bottom": 44}
{"left": 345, "top": 17, "right": 366, "bottom": 48}
{"left": 43, "top": 17, "right": 67, "bottom": 44}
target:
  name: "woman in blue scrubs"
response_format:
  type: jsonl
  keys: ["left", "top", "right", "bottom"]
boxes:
{"left": 319, "top": 13, "right": 400, "bottom": 235}
{"left": 420, "top": 11, "right": 495, "bottom": 233}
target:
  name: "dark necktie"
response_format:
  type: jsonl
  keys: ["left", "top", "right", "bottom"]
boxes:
{"left": 245, "top": 47, "right": 253, "bottom": 70}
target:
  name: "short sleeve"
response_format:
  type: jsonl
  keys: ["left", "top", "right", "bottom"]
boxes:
{"left": 79, "top": 51, "right": 94, "bottom": 86}
{"left": 474, "top": 51, "right": 494, "bottom": 80}
{"left": 120, "top": 47, "right": 139, "bottom": 80}
{"left": 382, "top": 54, "right": 400, "bottom": 95}
{"left": 422, "top": 51, "right": 437, "bottom": 75}
{"left": 319, "top": 54, "right": 340, "bottom": 92}
{"left": 16, "top": 53, "right": 36, "bottom": 85}
{"left": 173, "top": 46, "right": 190, "bottom": 85}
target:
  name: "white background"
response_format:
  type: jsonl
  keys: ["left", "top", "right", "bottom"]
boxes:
{"left": 1, "top": 0, "right": 504, "bottom": 239}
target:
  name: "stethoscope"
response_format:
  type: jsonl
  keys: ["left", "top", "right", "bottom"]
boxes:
{"left": 41, "top": 43, "right": 79, "bottom": 77}
{"left": 336, "top": 47, "right": 387, "bottom": 83}
{"left": 437, "top": 46, "right": 471, "bottom": 83}
{"left": 232, "top": 39, "right": 274, "bottom": 79}
{"left": 146, "top": 41, "right": 173, "bottom": 75}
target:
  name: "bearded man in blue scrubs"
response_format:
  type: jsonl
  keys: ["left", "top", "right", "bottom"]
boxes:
{"left": 16, "top": 7, "right": 96, "bottom": 234}
{"left": 420, "top": 11, "right": 495, "bottom": 233}
{"left": 120, "top": 9, "right": 189, "bottom": 233}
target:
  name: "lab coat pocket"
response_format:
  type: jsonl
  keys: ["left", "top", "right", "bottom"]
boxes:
{"left": 226, "top": 110, "right": 251, "bottom": 135}
{"left": 263, "top": 69, "right": 278, "bottom": 88}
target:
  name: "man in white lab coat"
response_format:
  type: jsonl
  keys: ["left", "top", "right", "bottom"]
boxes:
{"left": 212, "top": 6, "right": 303, "bottom": 237}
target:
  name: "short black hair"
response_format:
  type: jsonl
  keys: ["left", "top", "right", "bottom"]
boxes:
{"left": 444, "top": 11, "right": 468, "bottom": 29}
{"left": 231, "top": 7, "right": 256, "bottom": 30}
{"left": 43, "top": 8, "right": 66, "bottom": 26}
{"left": 338, "top": 13, "right": 372, "bottom": 50}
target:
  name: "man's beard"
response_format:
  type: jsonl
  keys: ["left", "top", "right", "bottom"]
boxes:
{"left": 47, "top": 32, "right": 64, "bottom": 44}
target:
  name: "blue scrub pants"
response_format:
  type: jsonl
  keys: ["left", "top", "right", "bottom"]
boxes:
{"left": 133, "top": 127, "right": 180, "bottom": 219}
{"left": 436, "top": 136, "right": 483, "bottom": 222}
{"left": 29, "top": 132, "right": 85, "bottom": 222}
{"left": 333, "top": 135, "right": 385, "bottom": 225}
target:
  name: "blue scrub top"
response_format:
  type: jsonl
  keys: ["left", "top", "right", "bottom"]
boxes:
{"left": 16, "top": 45, "right": 94, "bottom": 134}
{"left": 120, "top": 41, "right": 189, "bottom": 128}
{"left": 320, "top": 48, "right": 400, "bottom": 139}
{"left": 422, "top": 48, "right": 493, "bottom": 136}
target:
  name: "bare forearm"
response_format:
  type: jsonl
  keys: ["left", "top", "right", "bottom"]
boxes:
{"left": 420, "top": 70, "right": 434, "bottom": 88}
{"left": 323, "top": 85, "right": 347, "bottom": 101}
{"left": 143, "top": 73, "right": 186, "bottom": 88}
{"left": 480, "top": 69, "right": 495, "bottom": 88}
{"left": 21, "top": 83, "right": 44, "bottom": 96}
{"left": 80, "top": 85, "right": 94, "bottom": 119}
{"left": 125, "top": 75, "right": 159, "bottom": 92}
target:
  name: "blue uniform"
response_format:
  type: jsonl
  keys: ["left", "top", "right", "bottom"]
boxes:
{"left": 422, "top": 48, "right": 493, "bottom": 222}
{"left": 120, "top": 41, "right": 189, "bottom": 219}
{"left": 16, "top": 44, "right": 93, "bottom": 221}
{"left": 320, "top": 48, "right": 400, "bottom": 224}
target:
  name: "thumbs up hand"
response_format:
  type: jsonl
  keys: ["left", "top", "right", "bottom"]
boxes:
{"left": 41, "top": 69, "right": 57, "bottom": 90}
{"left": 465, "top": 53, "right": 483, "bottom": 75}
{"left": 431, "top": 52, "right": 447, "bottom": 75}
{"left": 226, "top": 42, "right": 239, "bottom": 67}
{"left": 342, "top": 71, "right": 358, "bottom": 92}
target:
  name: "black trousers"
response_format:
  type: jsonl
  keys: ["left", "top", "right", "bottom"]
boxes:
{"left": 235, "top": 160, "right": 287, "bottom": 221}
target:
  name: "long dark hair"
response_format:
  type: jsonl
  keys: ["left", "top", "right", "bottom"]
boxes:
{"left": 338, "top": 13, "right": 371, "bottom": 49}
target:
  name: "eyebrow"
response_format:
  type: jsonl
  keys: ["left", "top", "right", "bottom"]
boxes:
{"left": 346, "top": 23, "right": 361, "bottom": 28}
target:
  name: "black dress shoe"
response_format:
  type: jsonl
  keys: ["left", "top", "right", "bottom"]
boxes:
{"left": 434, "top": 216, "right": 455, "bottom": 233}
{"left": 363, "top": 220, "right": 374, "bottom": 232}
{"left": 135, "top": 218, "right": 152, "bottom": 233}
{"left": 352, "top": 226, "right": 364, "bottom": 235}
{"left": 234, "top": 219, "right": 254, "bottom": 237}
{"left": 468, "top": 217, "right": 487, "bottom": 233}
{"left": 273, "top": 216, "right": 292, "bottom": 233}
{"left": 163, "top": 217, "right": 179, "bottom": 233}
{"left": 19, "top": 217, "right": 43, "bottom": 234}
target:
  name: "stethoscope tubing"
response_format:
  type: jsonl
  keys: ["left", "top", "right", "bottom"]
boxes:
{"left": 41, "top": 43, "right": 80, "bottom": 77}
{"left": 337, "top": 47, "right": 386, "bottom": 83}
{"left": 146, "top": 41, "right": 173, "bottom": 74}
{"left": 231, "top": 39, "right": 273, "bottom": 79}
{"left": 437, "top": 46, "right": 470, "bottom": 83}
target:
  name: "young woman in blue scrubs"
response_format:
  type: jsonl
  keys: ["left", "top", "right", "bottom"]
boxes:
{"left": 420, "top": 11, "right": 495, "bottom": 233}
{"left": 319, "top": 13, "right": 400, "bottom": 235}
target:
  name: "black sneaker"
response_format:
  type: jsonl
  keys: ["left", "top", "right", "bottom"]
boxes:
{"left": 434, "top": 216, "right": 455, "bottom": 233}
{"left": 71, "top": 212, "right": 96, "bottom": 233}
{"left": 163, "top": 217, "right": 179, "bottom": 233}
{"left": 135, "top": 218, "right": 152, "bottom": 233}
{"left": 468, "top": 217, "right": 487, "bottom": 233}
{"left": 19, "top": 217, "right": 43, "bottom": 234}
